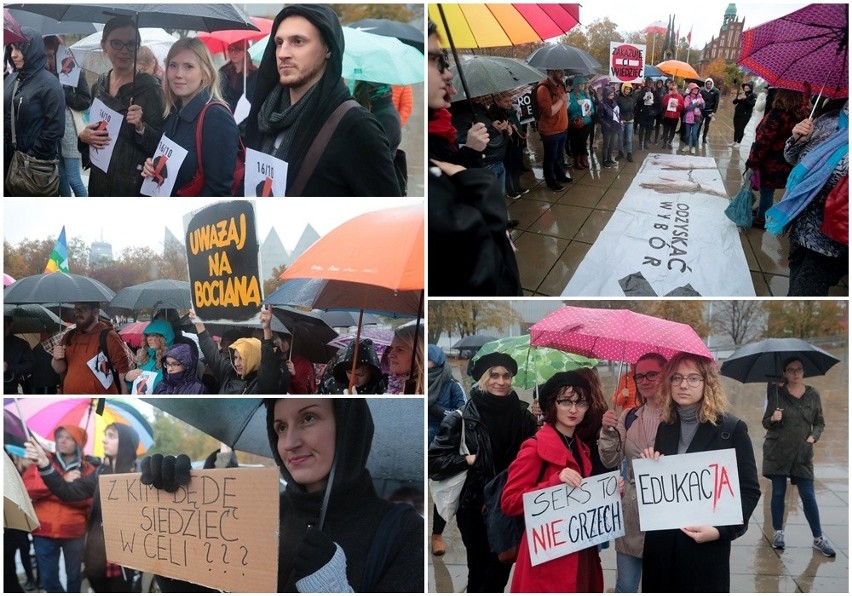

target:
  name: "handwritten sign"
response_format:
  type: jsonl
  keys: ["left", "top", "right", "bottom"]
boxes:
{"left": 88, "top": 98, "right": 124, "bottom": 174}
{"left": 633, "top": 448, "right": 742, "bottom": 531}
{"left": 610, "top": 42, "right": 646, "bottom": 83}
{"left": 184, "top": 200, "right": 262, "bottom": 321}
{"left": 140, "top": 134, "right": 189, "bottom": 197}
{"left": 245, "top": 149, "right": 288, "bottom": 197}
{"left": 99, "top": 468, "right": 279, "bottom": 593}
{"left": 522, "top": 470, "right": 624, "bottom": 566}
{"left": 56, "top": 45, "right": 81, "bottom": 87}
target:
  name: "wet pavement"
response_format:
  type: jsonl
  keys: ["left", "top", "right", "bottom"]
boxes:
{"left": 506, "top": 98, "right": 848, "bottom": 297}
{"left": 429, "top": 347, "right": 849, "bottom": 592}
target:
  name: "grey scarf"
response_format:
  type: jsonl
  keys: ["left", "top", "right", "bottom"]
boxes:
{"left": 257, "top": 83, "right": 318, "bottom": 161}
{"left": 677, "top": 403, "right": 701, "bottom": 454}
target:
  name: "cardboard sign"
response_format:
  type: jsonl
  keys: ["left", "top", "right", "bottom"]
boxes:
{"left": 516, "top": 90, "right": 535, "bottom": 124}
{"left": 633, "top": 448, "right": 743, "bottom": 531}
{"left": 184, "top": 201, "right": 263, "bottom": 321}
{"left": 245, "top": 148, "right": 288, "bottom": 197}
{"left": 131, "top": 370, "right": 158, "bottom": 395}
{"left": 56, "top": 45, "right": 81, "bottom": 87}
{"left": 88, "top": 98, "right": 124, "bottom": 174}
{"left": 522, "top": 470, "right": 624, "bottom": 566}
{"left": 610, "top": 42, "right": 646, "bottom": 83}
{"left": 140, "top": 134, "right": 189, "bottom": 197}
{"left": 99, "top": 468, "right": 279, "bottom": 593}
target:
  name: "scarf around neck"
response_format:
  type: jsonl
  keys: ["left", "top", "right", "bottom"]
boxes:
{"left": 257, "top": 83, "right": 319, "bottom": 161}
{"left": 428, "top": 362, "right": 453, "bottom": 405}
{"left": 428, "top": 108, "right": 457, "bottom": 146}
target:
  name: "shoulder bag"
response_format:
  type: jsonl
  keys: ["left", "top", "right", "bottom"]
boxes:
{"left": 5, "top": 79, "right": 60, "bottom": 196}
{"left": 428, "top": 410, "right": 470, "bottom": 521}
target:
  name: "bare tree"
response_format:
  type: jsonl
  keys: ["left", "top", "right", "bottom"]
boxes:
{"left": 711, "top": 300, "right": 766, "bottom": 345}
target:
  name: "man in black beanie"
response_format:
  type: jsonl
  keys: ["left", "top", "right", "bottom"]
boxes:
{"left": 246, "top": 4, "right": 401, "bottom": 196}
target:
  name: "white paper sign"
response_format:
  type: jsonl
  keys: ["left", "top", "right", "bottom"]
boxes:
{"left": 86, "top": 352, "right": 114, "bottom": 390}
{"left": 562, "top": 154, "right": 755, "bottom": 296}
{"left": 88, "top": 98, "right": 124, "bottom": 174}
{"left": 579, "top": 99, "right": 591, "bottom": 117}
{"left": 140, "top": 134, "right": 189, "bottom": 197}
{"left": 522, "top": 470, "right": 625, "bottom": 566}
{"left": 633, "top": 448, "right": 743, "bottom": 532}
{"left": 667, "top": 97, "right": 679, "bottom": 112}
{"left": 56, "top": 45, "right": 81, "bottom": 87}
{"left": 245, "top": 148, "right": 288, "bottom": 197}
{"left": 131, "top": 370, "right": 158, "bottom": 395}
{"left": 234, "top": 93, "right": 251, "bottom": 125}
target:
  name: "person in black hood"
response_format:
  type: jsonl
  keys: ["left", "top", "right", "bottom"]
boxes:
{"left": 729, "top": 81, "right": 757, "bottom": 147}
{"left": 3, "top": 27, "right": 65, "bottom": 190}
{"left": 428, "top": 352, "right": 538, "bottom": 592}
{"left": 25, "top": 422, "right": 141, "bottom": 592}
{"left": 699, "top": 77, "right": 720, "bottom": 143}
{"left": 245, "top": 4, "right": 400, "bottom": 196}
{"left": 321, "top": 338, "right": 386, "bottom": 394}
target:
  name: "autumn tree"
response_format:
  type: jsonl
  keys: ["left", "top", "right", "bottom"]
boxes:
{"left": 428, "top": 301, "right": 522, "bottom": 344}
{"left": 147, "top": 410, "right": 221, "bottom": 460}
{"left": 583, "top": 18, "right": 623, "bottom": 66}
{"left": 702, "top": 57, "right": 727, "bottom": 83}
{"left": 332, "top": 4, "right": 413, "bottom": 25}
{"left": 263, "top": 264, "right": 287, "bottom": 297}
{"left": 483, "top": 41, "right": 546, "bottom": 60}
{"left": 636, "top": 301, "right": 710, "bottom": 338}
{"left": 711, "top": 300, "right": 766, "bottom": 345}
{"left": 765, "top": 301, "right": 847, "bottom": 338}
{"left": 159, "top": 235, "right": 189, "bottom": 281}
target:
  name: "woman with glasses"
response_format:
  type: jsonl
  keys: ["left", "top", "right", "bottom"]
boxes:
{"left": 640, "top": 352, "right": 761, "bottom": 592}
{"left": 501, "top": 371, "right": 605, "bottom": 592}
{"left": 429, "top": 352, "right": 537, "bottom": 592}
{"left": 762, "top": 358, "right": 834, "bottom": 556}
{"left": 78, "top": 16, "right": 164, "bottom": 195}
{"left": 218, "top": 40, "right": 257, "bottom": 114}
{"left": 153, "top": 343, "right": 207, "bottom": 394}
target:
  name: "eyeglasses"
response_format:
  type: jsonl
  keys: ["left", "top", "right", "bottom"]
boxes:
{"left": 227, "top": 46, "right": 245, "bottom": 53}
{"left": 164, "top": 360, "right": 184, "bottom": 369}
{"left": 108, "top": 39, "right": 138, "bottom": 52}
{"left": 555, "top": 399, "right": 590, "bottom": 410}
{"left": 785, "top": 367, "right": 804, "bottom": 374}
{"left": 633, "top": 371, "right": 661, "bottom": 383}
{"left": 428, "top": 50, "right": 451, "bottom": 74}
{"left": 670, "top": 374, "right": 704, "bottom": 387}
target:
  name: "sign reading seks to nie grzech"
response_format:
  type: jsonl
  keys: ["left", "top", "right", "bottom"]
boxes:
{"left": 632, "top": 448, "right": 743, "bottom": 532}
{"left": 184, "top": 200, "right": 263, "bottom": 321}
{"left": 98, "top": 468, "right": 280, "bottom": 593}
{"left": 522, "top": 470, "right": 624, "bottom": 566}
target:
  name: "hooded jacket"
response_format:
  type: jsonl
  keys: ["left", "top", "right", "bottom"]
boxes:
{"left": 3, "top": 28, "right": 65, "bottom": 173}
{"left": 598, "top": 86, "right": 622, "bottom": 132}
{"left": 567, "top": 76, "right": 595, "bottom": 126}
{"left": 263, "top": 399, "right": 424, "bottom": 592}
{"left": 130, "top": 319, "right": 175, "bottom": 391}
{"left": 245, "top": 4, "right": 400, "bottom": 196}
{"left": 616, "top": 83, "right": 637, "bottom": 122}
{"left": 700, "top": 78, "right": 720, "bottom": 114}
{"left": 154, "top": 343, "right": 206, "bottom": 394}
{"left": 329, "top": 338, "right": 385, "bottom": 394}
{"left": 427, "top": 345, "right": 466, "bottom": 444}
{"left": 197, "top": 330, "right": 260, "bottom": 394}
{"left": 733, "top": 81, "right": 757, "bottom": 119}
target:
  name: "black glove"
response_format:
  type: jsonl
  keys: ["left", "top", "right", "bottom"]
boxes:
{"left": 140, "top": 454, "right": 192, "bottom": 492}
{"left": 293, "top": 527, "right": 337, "bottom": 582}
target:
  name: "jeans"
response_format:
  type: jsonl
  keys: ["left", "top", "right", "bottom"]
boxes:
{"left": 58, "top": 157, "right": 88, "bottom": 197}
{"left": 685, "top": 122, "right": 700, "bottom": 148}
{"left": 620, "top": 121, "right": 634, "bottom": 153}
{"left": 540, "top": 130, "right": 567, "bottom": 184}
{"left": 757, "top": 186, "right": 776, "bottom": 218}
{"left": 602, "top": 128, "right": 620, "bottom": 161}
{"left": 770, "top": 475, "right": 823, "bottom": 537}
{"left": 615, "top": 551, "right": 643, "bottom": 592}
{"left": 33, "top": 535, "right": 85, "bottom": 593}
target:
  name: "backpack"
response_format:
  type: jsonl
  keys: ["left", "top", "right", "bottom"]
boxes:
{"left": 176, "top": 101, "right": 246, "bottom": 196}
{"left": 63, "top": 328, "right": 121, "bottom": 393}
{"left": 530, "top": 82, "right": 557, "bottom": 122}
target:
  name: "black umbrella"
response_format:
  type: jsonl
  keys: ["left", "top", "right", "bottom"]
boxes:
{"left": 4, "top": 272, "right": 115, "bottom": 304}
{"left": 452, "top": 334, "right": 499, "bottom": 350}
{"left": 348, "top": 18, "right": 424, "bottom": 53}
{"left": 7, "top": 8, "right": 100, "bottom": 35}
{"left": 4, "top": 303, "right": 65, "bottom": 334}
{"left": 720, "top": 338, "right": 841, "bottom": 384}
{"left": 526, "top": 43, "right": 602, "bottom": 74}
{"left": 270, "top": 306, "right": 339, "bottom": 364}
{"left": 449, "top": 55, "right": 543, "bottom": 102}
{"left": 317, "top": 310, "right": 379, "bottom": 328}
{"left": 108, "top": 279, "right": 191, "bottom": 312}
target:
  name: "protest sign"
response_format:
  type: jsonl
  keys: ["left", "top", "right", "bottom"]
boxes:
{"left": 633, "top": 448, "right": 743, "bottom": 532}
{"left": 56, "top": 45, "right": 81, "bottom": 87}
{"left": 610, "top": 42, "right": 645, "bottom": 83}
{"left": 88, "top": 98, "right": 123, "bottom": 174}
{"left": 184, "top": 201, "right": 262, "bottom": 321}
{"left": 99, "top": 468, "right": 279, "bottom": 593}
{"left": 563, "top": 154, "right": 755, "bottom": 296}
{"left": 522, "top": 470, "right": 624, "bottom": 566}
{"left": 140, "top": 134, "right": 189, "bottom": 197}
{"left": 245, "top": 148, "right": 288, "bottom": 197}
{"left": 516, "top": 90, "right": 535, "bottom": 124}
{"left": 131, "top": 370, "right": 158, "bottom": 395}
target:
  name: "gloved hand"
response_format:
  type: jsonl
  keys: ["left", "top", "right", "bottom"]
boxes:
{"left": 293, "top": 527, "right": 337, "bottom": 582}
{"left": 140, "top": 454, "right": 192, "bottom": 492}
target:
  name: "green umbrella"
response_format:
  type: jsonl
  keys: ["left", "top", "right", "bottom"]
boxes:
{"left": 472, "top": 335, "right": 598, "bottom": 390}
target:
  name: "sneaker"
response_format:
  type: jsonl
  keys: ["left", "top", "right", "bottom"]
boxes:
{"left": 519, "top": 187, "right": 530, "bottom": 195}
{"left": 556, "top": 174, "right": 573, "bottom": 183}
{"left": 772, "top": 530, "right": 785, "bottom": 549}
{"left": 732, "top": 142, "right": 740, "bottom": 148}
{"left": 627, "top": 153, "right": 633, "bottom": 162}
{"left": 507, "top": 191, "right": 522, "bottom": 200}
{"left": 603, "top": 160, "right": 617, "bottom": 168}
{"left": 813, "top": 536, "right": 836, "bottom": 557}
{"left": 728, "top": 141, "right": 736, "bottom": 147}
{"left": 615, "top": 151, "right": 625, "bottom": 161}
{"left": 547, "top": 182, "right": 564, "bottom": 191}
{"left": 690, "top": 147, "right": 696, "bottom": 154}
{"left": 22, "top": 581, "right": 36, "bottom": 592}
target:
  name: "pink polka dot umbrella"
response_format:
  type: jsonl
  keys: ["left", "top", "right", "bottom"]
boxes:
{"left": 529, "top": 306, "right": 715, "bottom": 364}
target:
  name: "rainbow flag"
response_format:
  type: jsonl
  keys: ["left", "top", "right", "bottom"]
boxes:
{"left": 44, "top": 226, "right": 69, "bottom": 273}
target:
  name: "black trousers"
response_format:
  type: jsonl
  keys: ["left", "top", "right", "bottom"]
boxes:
{"left": 733, "top": 113, "right": 751, "bottom": 143}
{"left": 456, "top": 499, "right": 512, "bottom": 593}
{"left": 788, "top": 242, "right": 848, "bottom": 296}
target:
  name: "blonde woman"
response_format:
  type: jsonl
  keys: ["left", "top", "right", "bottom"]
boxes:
{"left": 386, "top": 323, "right": 425, "bottom": 394}
{"left": 639, "top": 352, "right": 761, "bottom": 592}
{"left": 124, "top": 319, "right": 173, "bottom": 393}
{"left": 140, "top": 37, "right": 239, "bottom": 196}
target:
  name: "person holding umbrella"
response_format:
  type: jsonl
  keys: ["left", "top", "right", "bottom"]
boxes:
{"left": 219, "top": 40, "right": 257, "bottom": 114}
{"left": 762, "top": 357, "right": 834, "bottom": 556}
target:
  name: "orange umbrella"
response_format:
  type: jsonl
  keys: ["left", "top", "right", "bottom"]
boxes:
{"left": 656, "top": 59, "right": 700, "bottom": 79}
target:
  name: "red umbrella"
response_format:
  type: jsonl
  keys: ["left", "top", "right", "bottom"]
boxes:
{"left": 117, "top": 321, "right": 148, "bottom": 349}
{"left": 738, "top": 4, "right": 848, "bottom": 100}
{"left": 529, "top": 306, "right": 715, "bottom": 364}
{"left": 196, "top": 16, "right": 272, "bottom": 54}
{"left": 643, "top": 21, "right": 668, "bottom": 36}
{"left": 4, "top": 8, "right": 26, "bottom": 44}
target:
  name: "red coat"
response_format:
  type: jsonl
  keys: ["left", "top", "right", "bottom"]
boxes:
{"left": 23, "top": 456, "right": 95, "bottom": 539}
{"left": 501, "top": 423, "right": 604, "bottom": 593}
{"left": 745, "top": 107, "right": 798, "bottom": 188}
{"left": 662, "top": 92, "right": 684, "bottom": 120}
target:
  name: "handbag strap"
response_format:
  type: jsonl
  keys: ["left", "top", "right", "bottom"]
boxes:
{"left": 192, "top": 100, "right": 229, "bottom": 181}
{"left": 9, "top": 78, "right": 19, "bottom": 148}
{"left": 289, "top": 99, "right": 359, "bottom": 196}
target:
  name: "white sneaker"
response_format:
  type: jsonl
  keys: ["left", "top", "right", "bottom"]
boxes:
{"left": 732, "top": 142, "right": 740, "bottom": 148}
{"left": 690, "top": 147, "right": 696, "bottom": 154}
{"left": 727, "top": 141, "right": 736, "bottom": 147}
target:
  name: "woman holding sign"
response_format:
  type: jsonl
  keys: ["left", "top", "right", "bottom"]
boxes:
{"left": 501, "top": 371, "right": 605, "bottom": 592}
{"left": 640, "top": 352, "right": 761, "bottom": 592}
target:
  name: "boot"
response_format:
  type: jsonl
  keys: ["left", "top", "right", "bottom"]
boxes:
{"left": 615, "top": 151, "right": 625, "bottom": 161}
{"left": 578, "top": 154, "right": 588, "bottom": 169}
{"left": 431, "top": 534, "right": 446, "bottom": 556}
{"left": 627, "top": 153, "right": 633, "bottom": 162}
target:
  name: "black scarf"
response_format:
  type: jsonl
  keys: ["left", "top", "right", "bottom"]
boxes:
{"left": 471, "top": 386, "right": 525, "bottom": 472}
{"left": 257, "top": 83, "right": 318, "bottom": 161}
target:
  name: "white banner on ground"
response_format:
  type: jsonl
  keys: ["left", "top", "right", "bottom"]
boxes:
{"left": 522, "top": 470, "right": 624, "bottom": 566}
{"left": 633, "top": 448, "right": 743, "bottom": 532}
{"left": 563, "top": 154, "right": 755, "bottom": 296}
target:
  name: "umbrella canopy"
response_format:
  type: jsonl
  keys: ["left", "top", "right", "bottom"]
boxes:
{"left": 4, "top": 451, "right": 39, "bottom": 532}
{"left": 270, "top": 306, "right": 339, "bottom": 364}
{"left": 4, "top": 272, "right": 115, "bottom": 304}
{"left": 317, "top": 310, "right": 379, "bottom": 328}
{"left": 656, "top": 59, "right": 700, "bottom": 79}
{"left": 70, "top": 27, "right": 177, "bottom": 76}
{"left": 644, "top": 21, "right": 668, "bottom": 35}
{"left": 738, "top": 3, "right": 848, "bottom": 99}
{"left": 643, "top": 64, "right": 664, "bottom": 78}
{"left": 328, "top": 327, "right": 394, "bottom": 355}
{"left": 4, "top": 303, "right": 65, "bottom": 334}
{"left": 7, "top": 8, "right": 100, "bottom": 36}
{"left": 108, "top": 279, "right": 192, "bottom": 312}
{"left": 452, "top": 334, "right": 499, "bottom": 350}
{"left": 3, "top": 273, "right": 15, "bottom": 286}
{"left": 267, "top": 278, "right": 423, "bottom": 318}
{"left": 526, "top": 43, "right": 602, "bottom": 74}
{"left": 529, "top": 306, "right": 715, "bottom": 364}
{"left": 197, "top": 16, "right": 272, "bottom": 54}
{"left": 117, "top": 321, "right": 148, "bottom": 348}
{"left": 348, "top": 18, "right": 424, "bottom": 52}
{"left": 449, "top": 55, "right": 544, "bottom": 102}
{"left": 720, "top": 338, "right": 841, "bottom": 383}
{"left": 4, "top": 8, "right": 25, "bottom": 44}
{"left": 473, "top": 335, "right": 598, "bottom": 389}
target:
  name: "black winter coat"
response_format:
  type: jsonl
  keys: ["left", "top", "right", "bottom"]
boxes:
{"left": 701, "top": 86, "right": 720, "bottom": 114}
{"left": 761, "top": 383, "right": 825, "bottom": 479}
{"left": 642, "top": 413, "right": 761, "bottom": 593}
{"left": 733, "top": 86, "right": 757, "bottom": 120}
{"left": 196, "top": 330, "right": 258, "bottom": 394}
{"left": 451, "top": 101, "right": 507, "bottom": 165}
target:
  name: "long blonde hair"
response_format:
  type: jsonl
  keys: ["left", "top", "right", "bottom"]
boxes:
{"left": 162, "top": 37, "right": 225, "bottom": 117}
{"left": 659, "top": 352, "right": 728, "bottom": 425}
{"left": 394, "top": 323, "right": 424, "bottom": 394}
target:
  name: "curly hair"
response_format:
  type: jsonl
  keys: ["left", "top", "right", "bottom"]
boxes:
{"left": 659, "top": 353, "right": 727, "bottom": 425}
{"left": 137, "top": 333, "right": 168, "bottom": 370}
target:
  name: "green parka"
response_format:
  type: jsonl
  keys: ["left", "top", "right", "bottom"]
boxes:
{"left": 761, "top": 383, "right": 825, "bottom": 480}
